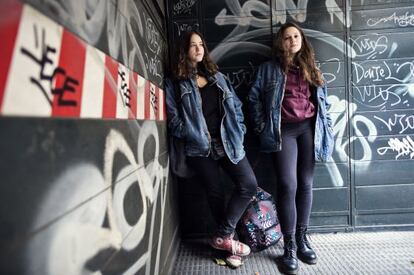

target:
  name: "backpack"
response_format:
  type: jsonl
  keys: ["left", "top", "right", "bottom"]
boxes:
{"left": 237, "top": 187, "right": 282, "bottom": 252}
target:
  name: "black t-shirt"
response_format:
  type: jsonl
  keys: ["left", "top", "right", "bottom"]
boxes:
{"left": 199, "top": 83, "right": 222, "bottom": 139}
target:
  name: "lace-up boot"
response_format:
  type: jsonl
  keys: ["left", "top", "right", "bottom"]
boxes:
{"left": 296, "top": 226, "right": 317, "bottom": 264}
{"left": 280, "top": 234, "right": 298, "bottom": 274}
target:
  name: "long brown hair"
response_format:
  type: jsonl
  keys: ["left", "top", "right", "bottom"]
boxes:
{"left": 273, "top": 22, "right": 324, "bottom": 86}
{"left": 173, "top": 30, "right": 218, "bottom": 80}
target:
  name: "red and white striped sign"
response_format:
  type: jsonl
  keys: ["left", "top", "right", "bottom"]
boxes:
{"left": 0, "top": 3, "right": 165, "bottom": 121}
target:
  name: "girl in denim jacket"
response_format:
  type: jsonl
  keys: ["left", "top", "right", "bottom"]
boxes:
{"left": 165, "top": 31, "right": 257, "bottom": 268}
{"left": 249, "top": 22, "right": 334, "bottom": 274}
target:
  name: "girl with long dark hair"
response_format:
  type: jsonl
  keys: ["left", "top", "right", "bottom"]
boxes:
{"left": 165, "top": 30, "right": 258, "bottom": 268}
{"left": 249, "top": 22, "right": 334, "bottom": 274}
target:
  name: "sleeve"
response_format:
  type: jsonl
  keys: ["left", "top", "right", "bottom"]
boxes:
{"left": 164, "top": 78, "right": 186, "bottom": 138}
{"left": 224, "top": 75, "right": 247, "bottom": 134}
{"left": 248, "top": 65, "right": 266, "bottom": 134}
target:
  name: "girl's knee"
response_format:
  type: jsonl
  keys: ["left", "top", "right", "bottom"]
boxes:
{"left": 243, "top": 177, "right": 258, "bottom": 197}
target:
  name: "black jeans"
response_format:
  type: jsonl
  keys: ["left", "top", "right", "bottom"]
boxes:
{"left": 188, "top": 154, "right": 257, "bottom": 237}
{"left": 272, "top": 118, "right": 315, "bottom": 235}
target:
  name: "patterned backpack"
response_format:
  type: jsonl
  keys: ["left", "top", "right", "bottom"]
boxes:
{"left": 237, "top": 187, "right": 282, "bottom": 252}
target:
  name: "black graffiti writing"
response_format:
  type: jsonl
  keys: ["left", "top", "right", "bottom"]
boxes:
{"left": 118, "top": 70, "right": 131, "bottom": 108}
{"left": 52, "top": 67, "right": 79, "bottom": 106}
{"left": 20, "top": 25, "right": 79, "bottom": 107}
{"left": 150, "top": 85, "right": 158, "bottom": 113}
{"left": 33, "top": 1, "right": 165, "bottom": 85}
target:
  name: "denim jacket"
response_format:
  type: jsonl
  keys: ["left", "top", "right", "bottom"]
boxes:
{"left": 248, "top": 60, "right": 334, "bottom": 162}
{"left": 165, "top": 72, "right": 246, "bottom": 164}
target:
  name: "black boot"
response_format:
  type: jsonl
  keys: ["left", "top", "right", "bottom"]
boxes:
{"left": 279, "top": 234, "right": 298, "bottom": 275}
{"left": 296, "top": 226, "right": 317, "bottom": 264}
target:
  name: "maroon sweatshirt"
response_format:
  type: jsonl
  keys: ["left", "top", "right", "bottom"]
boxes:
{"left": 281, "top": 67, "right": 315, "bottom": 123}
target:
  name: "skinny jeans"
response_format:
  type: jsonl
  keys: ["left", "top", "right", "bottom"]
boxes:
{"left": 272, "top": 118, "right": 315, "bottom": 235}
{"left": 188, "top": 155, "right": 257, "bottom": 237}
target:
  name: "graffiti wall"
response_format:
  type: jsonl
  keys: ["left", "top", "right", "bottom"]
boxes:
{"left": 167, "top": 0, "right": 414, "bottom": 235}
{"left": 0, "top": 1, "right": 179, "bottom": 274}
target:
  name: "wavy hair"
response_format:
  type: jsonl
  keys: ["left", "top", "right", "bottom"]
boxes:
{"left": 172, "top": 30, "right": 218, "bottom": 80}
{"left": 273, "top": 22, "right": 324, "bottom": 86}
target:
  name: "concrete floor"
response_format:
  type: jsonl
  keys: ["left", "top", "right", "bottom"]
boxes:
{"left": 172, "top": 231, "right": 414, "bottom": 275}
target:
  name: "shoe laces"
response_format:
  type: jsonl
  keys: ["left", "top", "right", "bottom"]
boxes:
{"left": 231, "top": 239, "right": 242, "bottom": 255}
{"left": 284, "top": 240, "right": 296, "bottom": 258}
{"left": 297, "top": 228, "right": 311, "bottom": 247}
{"left": 301, "top": 233, "right": 312, "bottom": 248}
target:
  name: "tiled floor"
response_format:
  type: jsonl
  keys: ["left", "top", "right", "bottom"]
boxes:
{"left": 172, "top": 231, "right": 414, "bottom": 274}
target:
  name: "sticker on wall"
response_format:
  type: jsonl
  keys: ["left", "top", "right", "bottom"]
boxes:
{"left": 0, "top": 3, "right": 165, "bottom": 121}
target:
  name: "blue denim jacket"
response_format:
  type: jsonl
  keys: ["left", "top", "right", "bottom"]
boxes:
{"left": 165, "top": 72, "right": 246, "bottom": 164}
{"left": 248, "top": 60, "right": 334, "bottom": 162}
